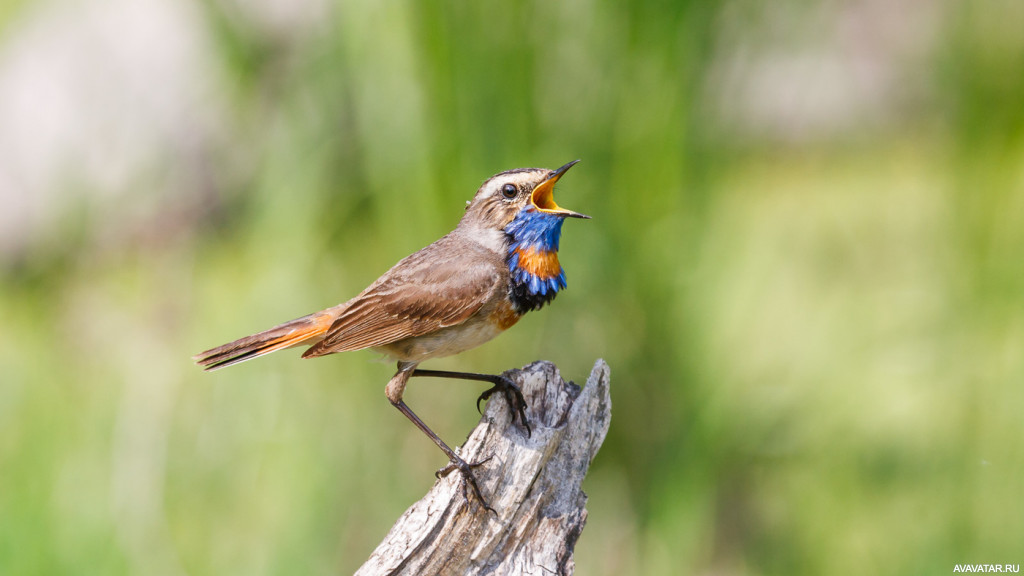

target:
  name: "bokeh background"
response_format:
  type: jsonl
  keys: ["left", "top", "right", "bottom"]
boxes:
{"left": 2, "top": 0, "right": 1022, "bottom": 574}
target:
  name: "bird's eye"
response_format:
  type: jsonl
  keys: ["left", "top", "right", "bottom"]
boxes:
{"left": 501, "top": 183, "right": 518, "bottom": 199}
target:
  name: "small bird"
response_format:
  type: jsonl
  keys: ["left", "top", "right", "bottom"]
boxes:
{"left": 194, "top": 160, "right": 588, "bottom": 506}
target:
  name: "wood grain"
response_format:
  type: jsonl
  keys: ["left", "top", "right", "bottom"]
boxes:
{"left": 356, "top": 359, "right": 612, "bottom": 576}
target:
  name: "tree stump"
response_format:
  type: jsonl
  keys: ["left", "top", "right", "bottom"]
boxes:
{"left": 356, "top": 359, "right": 612, "bottom": 576}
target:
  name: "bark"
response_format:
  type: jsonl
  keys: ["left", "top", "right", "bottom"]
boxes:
{"left": 356, "top": 359, "right": 612, "bottom": 576}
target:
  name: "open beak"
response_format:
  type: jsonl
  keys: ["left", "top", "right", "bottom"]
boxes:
{"left": 531, "top": 159, "right": 590, "bottom": 219}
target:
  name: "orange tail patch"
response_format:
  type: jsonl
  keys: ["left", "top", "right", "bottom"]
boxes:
{"left": 193, "top": 311, "right": 336, "bottom": 371}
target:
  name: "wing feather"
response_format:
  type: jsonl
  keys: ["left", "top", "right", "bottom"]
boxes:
{"left": 302, "top": 235, "right": 504, "bottom": 358}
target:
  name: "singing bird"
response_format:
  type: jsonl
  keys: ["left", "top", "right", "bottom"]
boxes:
{"left": 194, "top": 160, "right": 588, "bottom": 505}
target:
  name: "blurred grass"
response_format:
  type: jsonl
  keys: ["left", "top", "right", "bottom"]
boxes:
{"left": 1, "top": 0, "right": 1023, "bottom": 574}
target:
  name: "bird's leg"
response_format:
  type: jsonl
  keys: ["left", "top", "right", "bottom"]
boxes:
{"left": 385, "top": 367, "right": 495, "bottom": 512}
{"left": 410, "top": 369, "right": 531, "bottom": 437}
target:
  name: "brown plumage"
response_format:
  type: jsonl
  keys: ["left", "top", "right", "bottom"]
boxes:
{"left": 193, "top": 161, "right": 588, "bottom": 509}
{"left": 305, "top": 234, "right": 506, "bottom": 359}
{"left": 192, "top": 310, "right": 337, "bottom": 370}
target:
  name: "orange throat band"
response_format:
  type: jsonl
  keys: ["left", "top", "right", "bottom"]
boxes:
{"left": 512, "top": 246, "right": 562, "bottom": 280}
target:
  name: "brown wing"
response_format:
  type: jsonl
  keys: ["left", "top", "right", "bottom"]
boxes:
{"left": 302, "top": 235, "right": 504, "bottom": 358}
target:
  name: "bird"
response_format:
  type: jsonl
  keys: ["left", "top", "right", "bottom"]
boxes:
{"left": 193, "top": 160, "right": 588, "bottom": 507}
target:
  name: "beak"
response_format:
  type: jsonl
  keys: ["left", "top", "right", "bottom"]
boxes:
{"left": 531, "top": 159, "right": 590, "bottom": 219}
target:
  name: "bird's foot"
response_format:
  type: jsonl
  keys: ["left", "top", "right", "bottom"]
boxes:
{"left": 436, "top": 454, "right": 496, "bottom": 514}
{"left": 476, "top": 375, "right": 531, "bottom": 437}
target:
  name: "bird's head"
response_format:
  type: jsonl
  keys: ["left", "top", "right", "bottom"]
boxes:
{"left": 461, "top": 160, "right": 589, "bottom": 231}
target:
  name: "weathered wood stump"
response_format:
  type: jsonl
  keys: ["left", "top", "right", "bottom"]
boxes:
{"left": 356, "top": 359, "right": 612, "bottom": 576}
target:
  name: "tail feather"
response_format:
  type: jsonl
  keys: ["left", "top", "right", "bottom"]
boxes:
{"left": 194, "top": 310, "right": 338, "bottom": 371}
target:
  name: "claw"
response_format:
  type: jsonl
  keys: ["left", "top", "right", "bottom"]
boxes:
{"left": 475, "top": 388, "right": 494, "bottom": 414}
{"left": 437, "top": 454, "right": 496, "bottom": 513}
{"left": 476, "top": 376, "right": 532, "bottom": 437}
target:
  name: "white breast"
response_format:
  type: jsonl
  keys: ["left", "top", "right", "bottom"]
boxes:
{"left": 372, "top": 314, "right": 504, "bottom": 364}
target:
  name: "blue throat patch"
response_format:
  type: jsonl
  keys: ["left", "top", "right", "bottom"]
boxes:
{"left": 505, "top": 207, "right": 567, "bottom": 313}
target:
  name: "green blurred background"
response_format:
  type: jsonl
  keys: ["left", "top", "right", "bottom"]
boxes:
{"left": 1, "top": 0, "right": 1022, "bottom": 574}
